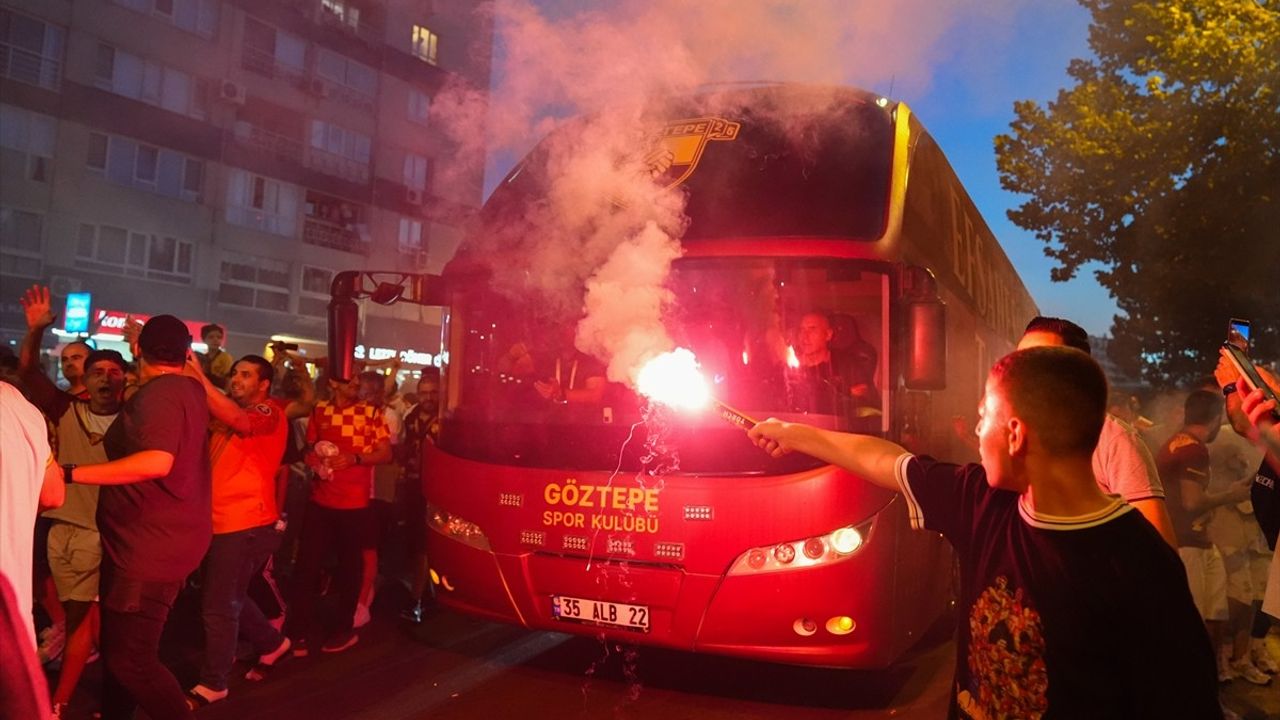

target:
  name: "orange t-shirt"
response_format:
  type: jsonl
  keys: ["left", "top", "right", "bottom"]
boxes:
{"left": 306, "top": 400, "right": 389, "bottom": 510}
{"left": 209, "top": 398, "right": 287, "bottom": 534}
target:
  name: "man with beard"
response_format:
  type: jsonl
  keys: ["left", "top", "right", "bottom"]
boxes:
{"left": 183, "top": 354, "right": 290, "bottom": 707}
{"left": 18, "top": 285, "right": 91, "bottom": 399}
{"left": 1156, "top": 389, "right": 1254, "bottom": 684}
{"left": 24, "top": 349, "right": 128, "bottom": 719}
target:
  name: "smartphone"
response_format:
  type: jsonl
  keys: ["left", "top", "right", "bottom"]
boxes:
{"left": 1221, "top": 343, "right": 1279, "bottom": 417}
{"left": 1227, "top": 318, "right": 1251, "bottom": 350}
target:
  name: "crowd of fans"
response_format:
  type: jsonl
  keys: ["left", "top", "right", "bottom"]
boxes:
{"left": 1, "top": 280, "right": 1277, "bottom": 720}
{"left": 1, "top": 285, "right": 439, "bottom": 720}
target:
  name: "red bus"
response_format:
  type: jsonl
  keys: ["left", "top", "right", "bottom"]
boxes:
{"left": 329, "top": 84, "right": 1037, "bottom": 668}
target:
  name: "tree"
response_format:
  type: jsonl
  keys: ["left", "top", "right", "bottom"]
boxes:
{"left": 996, "top": 0, "right": 1280, "bottom": 387}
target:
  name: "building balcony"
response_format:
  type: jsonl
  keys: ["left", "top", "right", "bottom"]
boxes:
{"left": 240, "top": 45, "right": 308, "bottom": 86}
{"left": 232, "top": 121, "right": 305, "bottom": 165}
{"left": 302, "top": 216, "right": 370, "bottom": 255}
{"left": 0, "top": 41, "right": 60, "bottom": 91}
{"left": 314, "top": 1, "right": 384, "bottom": 46}
{"left": 304, "top": 144, "right": 370, "bottom": 184}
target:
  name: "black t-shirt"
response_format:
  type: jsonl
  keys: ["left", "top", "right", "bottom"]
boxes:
{"left": 898, "top": 455, "right": 1220, "bottom": 720}
{"left": 99, "top": 374, "right": 212, "bottom": 582}
{"left": 1254, "top": 457, "right": 1279, "bottom": 550}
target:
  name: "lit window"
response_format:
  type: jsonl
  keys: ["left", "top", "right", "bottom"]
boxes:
{"left": 411, "top": 25, "right": 438, "bottom": 65}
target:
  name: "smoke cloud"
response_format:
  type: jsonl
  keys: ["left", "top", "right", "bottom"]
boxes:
{"left": 433, "top": 0, "right": 1022, "bottom": 384}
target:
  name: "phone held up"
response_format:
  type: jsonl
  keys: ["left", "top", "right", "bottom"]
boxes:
{"left": 1221, "top": 317, "right": 1278, "bottom": 421}
{"left": 1227, "top": 318, "right": 1251, "bottom": 351}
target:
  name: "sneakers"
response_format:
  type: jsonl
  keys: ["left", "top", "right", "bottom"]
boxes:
{"left": 353, "top": 602, "right": 372, "bottom": 629}
{"left": 291, "top": 638, "right": 309, "bottom": 659}
{"left": 1251, "top": 638, "right": 1280, "bottom": 674}
{"left": 184, "top": 684, "right": 228, "bottom": 710}
{"left": 1218, "top": 647, "right": 1237, "bottom": 683}
{"left": 400, "top": 600, "right": 424, "bottom": 624}
{"left": 37, "top": 622, "right": 66, "bottom": 665}
{"left": 1230, "top": 657, "right": 1273, "bottom": 686}
{"left": 321, "top": 631, "right": 359, "bottom": 654}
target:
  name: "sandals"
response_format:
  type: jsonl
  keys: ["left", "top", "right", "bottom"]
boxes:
{"left": 245, "top": 637, "right": 293, "bottom": 681}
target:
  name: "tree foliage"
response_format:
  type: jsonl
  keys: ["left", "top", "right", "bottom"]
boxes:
{"left": 996, "top": 0, "right": 1280, "bottom": 387}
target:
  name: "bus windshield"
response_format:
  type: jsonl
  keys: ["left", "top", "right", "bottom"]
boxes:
{"left": 438, "top": 258, "right": 889, "bottom": 474}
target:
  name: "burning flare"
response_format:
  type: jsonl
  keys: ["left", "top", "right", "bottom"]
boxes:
{"left": 636, "top": 348, "right": 711, "bottom": 411}
{"left": 786, "top": 345, "right": 800, "bottom": 369}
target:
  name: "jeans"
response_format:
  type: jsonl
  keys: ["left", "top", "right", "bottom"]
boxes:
{"left": 200, "top": 523, "right": 285, "bottom": 690}
{"left": 286, "top": 503, "right": 370, "bottom": 642}
{"left": 99, "top": 568, "right": 191, "bottom": 720}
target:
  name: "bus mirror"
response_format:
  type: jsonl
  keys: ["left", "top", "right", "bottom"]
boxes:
{"left": 371, "top": 282, "right": 405, "bottom": 305}
{"left": 328, "top": 297, "right": 359, "bottom": 382}
{"left": 905, "top": 300, "right": 946, "bottom": 390}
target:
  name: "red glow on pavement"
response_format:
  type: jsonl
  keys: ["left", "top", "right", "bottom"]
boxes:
{"left": 636, "top": 348, "right": 711, "bottom": 411}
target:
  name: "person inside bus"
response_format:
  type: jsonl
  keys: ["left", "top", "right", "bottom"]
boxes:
{"left": 531, "top": 327, "right": 606, "bottom": 407}
{"left": 788, "top": 311, "right": 879, "bottom": 418}
{"left": 748, "top": 346, "right": 1221, "bottom": 719}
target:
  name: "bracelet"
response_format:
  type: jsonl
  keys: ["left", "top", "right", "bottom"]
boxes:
{"left": 1222, "top": 382, "right": 1238, "bottom": 397}
{"left": 354, "top": 453, "right": 362, "bottom": 466}
{"left": 62, "top": 463, "right": 76, "bottom": 484}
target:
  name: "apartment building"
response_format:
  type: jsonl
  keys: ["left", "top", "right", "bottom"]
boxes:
{"left": 0, "top": 0, "right": 492, "bottom": 370}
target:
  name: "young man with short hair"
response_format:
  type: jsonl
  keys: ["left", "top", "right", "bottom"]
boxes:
{"left": 287, "top": 373, "right": 390, "bottom": 655}
{"left": 184, "top": 354, "right": 292, "bottom": 706}
{"left": 68, "top": 315, "right": 211, "bottom": 720}
{"left": 1019, "top": 316, "right": 1178, "bottom": 547}
{"left": 750, "top": 347, "right": 1220, "bottom": 718}
{"left": 1157, "top": 389, "right": 1255, "bottom": 683}
{"left": 199, "top": 323, "right": 232, "bottom": 390}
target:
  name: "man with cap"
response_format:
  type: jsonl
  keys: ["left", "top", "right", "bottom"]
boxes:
{"left": 21, "top": 346, "right": 128, "bottom": 718}
{"left": 67, "top": 315, "right": 211, "bottom": 720}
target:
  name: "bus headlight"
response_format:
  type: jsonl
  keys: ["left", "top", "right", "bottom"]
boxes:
{"left": 727, "top": 518, "right": 874, "bottom": 576}
{"left": 426, "top": 502, "right": 491, "bottom": 551}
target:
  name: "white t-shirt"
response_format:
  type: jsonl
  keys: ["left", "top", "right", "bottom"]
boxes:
{"left": 0, "top": 382, "right": 52, "bottom": 645}
{"left": 1092, "top": 414, "right": 1165, "bottom": 502}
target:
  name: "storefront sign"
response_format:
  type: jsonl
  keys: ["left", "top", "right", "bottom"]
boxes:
{"left": 64, "top": 293, "right": 91, "bottom": 334}
{"left": 353, "top": 344, "right": 435, "bottom": 367}
{"left": 96, "top": 309, "right": 209, "bottom": 342}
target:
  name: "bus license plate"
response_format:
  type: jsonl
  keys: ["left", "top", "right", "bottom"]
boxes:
{"left": 552, "top": 595, "right": 650, "bottom": 632}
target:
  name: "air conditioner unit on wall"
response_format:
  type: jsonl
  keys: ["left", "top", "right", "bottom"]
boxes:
{"left": 405, "top": 187, "right": 424, "bottom": 205}
{"left": 219, "top": 80, "right": 246, "bottom": 105}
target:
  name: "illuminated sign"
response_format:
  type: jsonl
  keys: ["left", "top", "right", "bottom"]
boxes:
{"left": 541, "top": 478, "right": 661, "bottom": 533}
{"left": 95, "top": 309, "right": 208, "bottom": 341}
{"left": 353, "top": 344, "right": 435, "bottom": 366}
{"left": 64, "top": 293, "right": 91, "bottom": 334}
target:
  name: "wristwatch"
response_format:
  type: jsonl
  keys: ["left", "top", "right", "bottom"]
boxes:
{"left": 1222, "top": 382, "right": 1238, "bottom": 397}
{"left": 62, "top": 464, "right": 76, "bottom": 484}
{"left": 354, "top": 453, "right": 363, "bottom": 466}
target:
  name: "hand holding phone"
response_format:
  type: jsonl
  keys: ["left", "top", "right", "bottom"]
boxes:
{"left": 1220, "top": 343, "right": 1280, "bottom": 421}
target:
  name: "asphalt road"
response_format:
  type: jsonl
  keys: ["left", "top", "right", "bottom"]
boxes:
{"left": 50, "top": 581, "right": 1278, "bottom": 719}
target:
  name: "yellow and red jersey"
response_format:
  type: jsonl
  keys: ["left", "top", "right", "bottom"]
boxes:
{"left": 306, "top": 400, "right": 389, "bottom": 509}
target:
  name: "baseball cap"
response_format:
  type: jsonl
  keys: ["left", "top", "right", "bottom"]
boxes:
{"left": 138, "top": 315, "right": 191, "bottom": 364}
